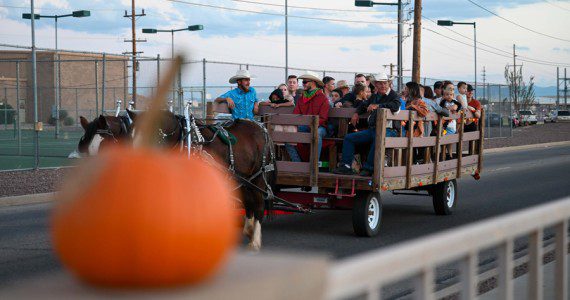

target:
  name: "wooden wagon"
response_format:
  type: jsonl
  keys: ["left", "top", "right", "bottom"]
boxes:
{"left": 210, "top": 103, "right": 485, "bottom": 237}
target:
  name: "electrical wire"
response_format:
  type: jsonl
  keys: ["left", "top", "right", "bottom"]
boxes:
{"left": 164, "top": 0, "right": 401, "bottom": 25}
{"left": 226, "top": 0, "right": 390, "bottom": 13}
{"left": 466, "top": 0, "right": 570, "bottom": 42}
{"left": 543, "top": 0, "right": 570, "bottom": 13}
{"left": 423, "top": 15, "right": 570, "bottom": 67}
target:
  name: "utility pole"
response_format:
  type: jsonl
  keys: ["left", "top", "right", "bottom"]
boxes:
{"left": 482, "top": 66, "right": 486, "bottom": 101}
{"left": 506, "top": 44, "right": 522, "bottom": 111}
{"left": 285, "top": 0, "right": 288, "bottom": 82}
{"left": 396, "top": 0, "right": 403, "bottom": 92}
{"left": 123, "top": 1, "right": 145, "bottom": 108}
{"left": 565, "top": 68, "right": 568, "bottom": 109}
{"left": 383, "top": 63, "right": 395, "bottom": 78}
{"left": 411, "top": 0, "right": 422, "bottom": 83}
{"left": 557, "top": 67, "right": 560, "bottom": 109}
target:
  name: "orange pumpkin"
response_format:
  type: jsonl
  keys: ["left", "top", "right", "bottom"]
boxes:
{"left": 52, "top": 146, "right": 238, "bottom": 287}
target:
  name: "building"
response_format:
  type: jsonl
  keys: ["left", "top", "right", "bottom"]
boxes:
{"left": 0, "top": 50, "right": 129, "bottom": 124}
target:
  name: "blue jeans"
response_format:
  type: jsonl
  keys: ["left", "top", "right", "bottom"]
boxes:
{"left": 285, "top": 125, "right": 328, "bottom": 162}
{"left": 340, "top": 128, "right": 397, "bottom": 171}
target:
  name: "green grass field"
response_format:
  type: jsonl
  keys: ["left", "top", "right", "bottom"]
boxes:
{"left": 0, "top": 129, "right": 82, "bottom": 170}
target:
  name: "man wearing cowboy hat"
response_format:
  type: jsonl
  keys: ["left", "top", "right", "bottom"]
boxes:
{"left": 285, "top": 70, "right": 330, "bottom": 162}
{"left": 333, "top": 73, "right": 400, "bottom": 176}
{"left": 215, "top": 69, "right": 259, "bottom": 120}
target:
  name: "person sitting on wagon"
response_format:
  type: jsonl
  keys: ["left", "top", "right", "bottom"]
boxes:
{"left": 464, "top": 84, "right": 482, "bottom": 132}
{"left": 333, "top": 73, "right": 400, "bottom": 176}
{"left": 259, "top": 86, "right": 294, "bottom": 108}
{"left": 285, "top": 71, "right": 330, "bottom": 162}
{"left": 214, "top": 69, "right": 259, "bottom": 120}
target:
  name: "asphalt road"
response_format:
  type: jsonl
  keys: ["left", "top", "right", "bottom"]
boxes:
{"left": 1, "top": 144, "right": 570, "bottom": 289}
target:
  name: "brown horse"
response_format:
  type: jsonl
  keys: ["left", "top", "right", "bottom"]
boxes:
{"left": 127, "top": 110, "right": 274, "bottom": 251}
{"left": 78, "top": 115, "right": 133, "bottom": 156}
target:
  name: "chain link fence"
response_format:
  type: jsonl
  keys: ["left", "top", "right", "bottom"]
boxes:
{"left": 0, "top": 53, "right": 513, "bottom": 171}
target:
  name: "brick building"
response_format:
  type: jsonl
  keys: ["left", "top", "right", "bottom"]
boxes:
{"left": 0, "top": 50, "right": 129, "bottom": 124}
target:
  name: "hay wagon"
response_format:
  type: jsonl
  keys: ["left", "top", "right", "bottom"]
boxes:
{"left": 211, "top": 103, "right": 485, "bottom": 237}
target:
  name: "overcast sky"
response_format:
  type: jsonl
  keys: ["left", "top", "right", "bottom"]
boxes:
{"left": 1, "top": 0, "right": 569, "bottom": 87}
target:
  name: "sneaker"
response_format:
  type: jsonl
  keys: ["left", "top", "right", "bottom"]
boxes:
{"left": 359, "top": 169, "right": 373, "bottom": 177}
{"left": 333, "top": 164, "right": 354, "bottom": 175}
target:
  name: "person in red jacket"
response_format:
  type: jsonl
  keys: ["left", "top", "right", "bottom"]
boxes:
{"left": 285, "top": 71, "right": 330, "bottom": 162}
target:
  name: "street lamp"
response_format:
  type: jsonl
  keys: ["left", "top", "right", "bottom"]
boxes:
{"left": 22, "top": 10, "right": 90, "bottom": 139}
{"left": 142, "top": 25, "right": 204, "bottom": 111}
{"left": 355, "top": 0, "right": 402, "bottom": 92}
{"left": 438, "top": 19, "right": 477, "bottom": 98}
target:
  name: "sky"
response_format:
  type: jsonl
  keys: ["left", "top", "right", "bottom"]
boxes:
{"left": 1, "top": 0, "right": 570, "bottom": 89}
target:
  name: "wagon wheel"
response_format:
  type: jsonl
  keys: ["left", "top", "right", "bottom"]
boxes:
{"left": 352, "top": 192, "right": 382, "bottom": 237}
{"left": 432, "top": 179, "right": 457, "bottom": 215}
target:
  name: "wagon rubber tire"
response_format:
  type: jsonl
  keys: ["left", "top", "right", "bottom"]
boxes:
{"left": 352, "top": 192, "right": 382, "bottom": 237}
{"left": 432, "top": 179, "right": 457, "bottom": 215}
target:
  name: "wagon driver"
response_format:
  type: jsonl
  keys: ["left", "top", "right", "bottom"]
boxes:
{"left": 215, "top": 69, "right": 259, "bottom": 120}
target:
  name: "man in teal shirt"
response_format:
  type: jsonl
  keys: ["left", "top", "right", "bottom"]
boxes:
{"left": 215, "top": 70, "right": 259, "bottom": 120}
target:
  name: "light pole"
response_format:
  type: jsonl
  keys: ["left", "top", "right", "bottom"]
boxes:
{"left": 142, "top": 25, "right": 203, "bottom": 111}
{"left": 23, "top": 10, "right": 90, "bottom": 139}
{"left": 438, "top": 20, "right": 477, "bottom": 98}
{"left": 355, "top": 0, "right": 402, "bottom": 92}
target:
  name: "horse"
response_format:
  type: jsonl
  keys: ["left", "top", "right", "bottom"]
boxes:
{"left": 77, "top": 115, "right": 133, "bottom": 156}
{"left": 127, "top": 109, "right": 275, "bottom": 251}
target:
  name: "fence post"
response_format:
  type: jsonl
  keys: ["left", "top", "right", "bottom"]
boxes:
{"left": 156, "top": 54, "right": 160, "bottom": 88}
{"left": 55, "top": 53, "right": 61, "bottom": 139}
{"left": 16, "top": 61, "right": 21, "bottom": 155}
{"left": 95, "top": 61, "right": 99, "bottom": 117}
{"left": 497, "top": 86, "right": 501, "bottom": 137}
{"left": 3, "top": 87, "right": 7, "bottom": 130}
{"left": 202, "top": 58, "right": 207, "bottom": 118}
{"left": 102, "top": 53, "right": 106, "bottom": 115}
{"left": 486, "top": 84, "right": 490, "bottom": 138}
{"left": 75, "top": 88, "right": 79, "bottom": 128}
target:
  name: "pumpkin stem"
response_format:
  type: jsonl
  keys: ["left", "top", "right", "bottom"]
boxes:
{"left": 138, "top": 56, "right": 184, "bottom": 148}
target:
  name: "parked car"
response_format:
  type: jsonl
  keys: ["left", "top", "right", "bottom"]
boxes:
{"left": 552, "top": 110, "right": 570, "bottom": 122}
{"left": 484, "top": 113, "right": 501, "bottom": 127}
{"left": 518, "top": 110, "right": 538, "bottom": 125}
{"left": 544, "top": 111, "right": 554, "bottom": 123}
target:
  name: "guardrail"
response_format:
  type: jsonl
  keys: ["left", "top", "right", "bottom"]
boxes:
{"left": 326, "top": 197, "right": 570, "bottom": 299}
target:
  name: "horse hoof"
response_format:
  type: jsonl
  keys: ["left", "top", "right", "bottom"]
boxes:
{"left": 247, "top": 242, "right": 261, "bottom": 252}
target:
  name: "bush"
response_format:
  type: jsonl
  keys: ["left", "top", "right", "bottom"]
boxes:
{"left": 63, "top": 116, "right": 75, "bottom": 126}
{"left": 0, "top": 103, "right": 15, "bottom": 125}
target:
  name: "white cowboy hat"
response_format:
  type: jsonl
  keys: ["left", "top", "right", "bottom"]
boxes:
{"left": 229, "top": 69, "right": 256, "bottom": 84}
{"left": 373, "top": 73, "right": 393, "bottom": 82}
{"left": 298, "top": 70, "right": 324, "bottom": 87}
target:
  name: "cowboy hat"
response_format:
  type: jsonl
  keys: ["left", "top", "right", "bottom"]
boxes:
{"left": 373, "top": 73, "right": 393, "bottom": 82}
{"left": 298, "top": 70, "right": 324, "bottom": 87}
{"left": 229, "top": 69, "right": 256, "bottom": 84}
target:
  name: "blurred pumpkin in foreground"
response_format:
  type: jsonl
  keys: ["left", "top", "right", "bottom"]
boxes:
{"left": 51, "top": 146, "right": 238, "bottom": 287}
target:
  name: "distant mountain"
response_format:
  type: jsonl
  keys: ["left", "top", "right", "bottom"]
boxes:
{"left": 534, "top": 86, "right": 557, "bottom": 97}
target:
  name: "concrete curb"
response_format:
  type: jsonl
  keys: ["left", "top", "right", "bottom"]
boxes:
{"left": 484, "top": 140, "right": 570, "bottom": 154}
{"left": 0, "top": 192, "right": 55, "bottom": 208}
{"left": 1, "top": 140, "right": 569, "bottom": 208}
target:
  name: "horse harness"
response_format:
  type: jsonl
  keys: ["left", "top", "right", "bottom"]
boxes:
{"left": 182, "top": 115, "right": 309, "bottom": 214}
{"left": 90, "top": 115, "right": 132, "bottom": 144}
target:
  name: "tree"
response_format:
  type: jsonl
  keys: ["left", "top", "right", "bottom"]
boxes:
{"left": 504, "top": 65, "right": 536, "bottom": 111}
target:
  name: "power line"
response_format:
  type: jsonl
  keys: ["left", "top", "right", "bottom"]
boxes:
{"left": 165, "top": 0, "right": 401, "bottom": 25}
{"left": 226, "top": 0, "right": 388, "bottom": 13}
{"left": 543, "top": 0, "right": 570, "bottom": 13}
{"left": 422, "top": 26, "right": 570, "bottom": 67}
{"left": 466, "top": 0, "right": 570, "bottom": 42}
{"left": 423, "top": 15, "right": 570, "bottom": 67}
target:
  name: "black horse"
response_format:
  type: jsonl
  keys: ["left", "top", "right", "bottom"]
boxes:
{"left": 128, "top": 110, "right": 275, "bottom": 251}
{"left": 78, "top": 115, "right": 133, "bottom": 156}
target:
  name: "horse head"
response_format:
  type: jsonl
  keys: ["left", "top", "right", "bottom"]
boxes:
{"left": 128, "top": 109, "right": 184, "bottom": 149}
{"left": 78, "top": 115, "right": 132, "bottom": 156}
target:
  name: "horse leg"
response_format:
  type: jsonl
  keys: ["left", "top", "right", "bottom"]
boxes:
{"left": 243, "top": 213, "right": 255, "bottom": 240}
{"left": 247, "top": 180, "right": 266, "bottom": 252}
